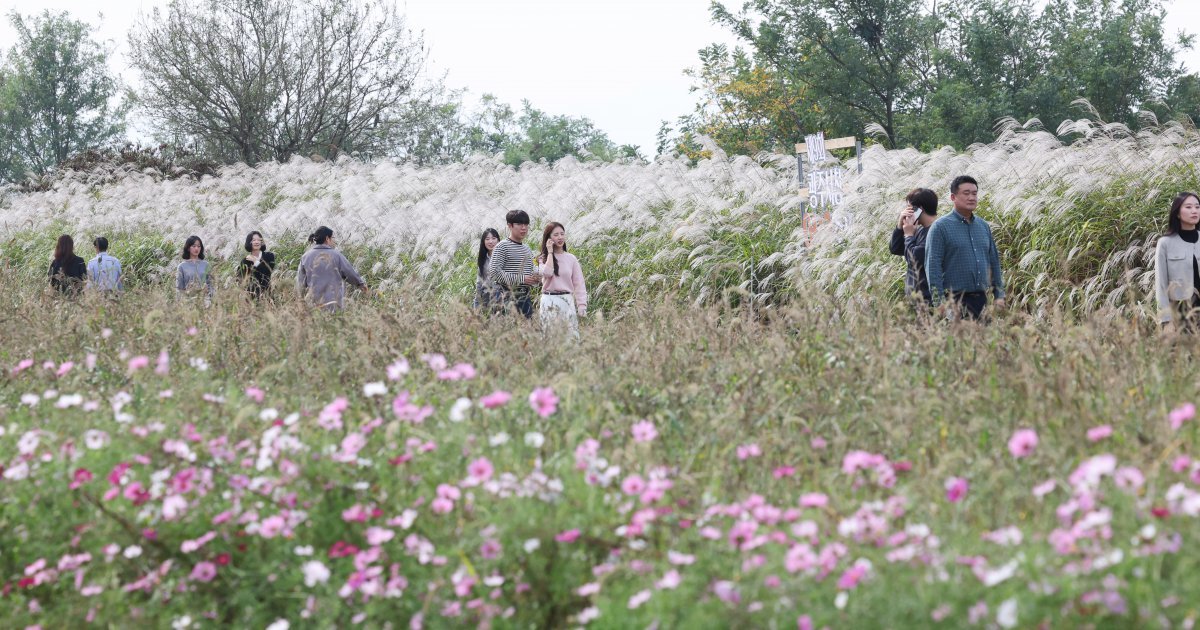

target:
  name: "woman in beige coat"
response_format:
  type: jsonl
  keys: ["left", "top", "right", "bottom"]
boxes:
{"left": 1156, "top": 192, "right": 1200, "bottom": 332}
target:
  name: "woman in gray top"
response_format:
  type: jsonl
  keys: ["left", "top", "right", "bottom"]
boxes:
{"left": 296, "top": 226, "right": 368, "bottom": 312}
{"left": 176, "top": 235, "right": 215, "bottom": 303}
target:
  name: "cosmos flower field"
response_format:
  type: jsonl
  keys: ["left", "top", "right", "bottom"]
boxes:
{"left": 2, "top": 281, "right": 1199, "bottom": 629}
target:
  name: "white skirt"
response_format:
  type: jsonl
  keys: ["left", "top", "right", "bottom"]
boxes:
{"left": 540, "top": 293, "right": 579, "bottom": 337}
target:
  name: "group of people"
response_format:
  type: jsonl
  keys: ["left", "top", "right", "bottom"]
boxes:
{"left": 44, "top": 212, "right": 588, "bottom": 329}
{"left": 473, "top": 210, "right": 588, "bottom": 336}
{"left": 46, "top": 226, "right": 368, "bottom": 312}
{"left": 889, "top": 175, "right": 1200, "bottom": 330}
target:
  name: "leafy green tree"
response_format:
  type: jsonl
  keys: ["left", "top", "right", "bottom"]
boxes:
{"left": 457, "top": 95, "right": 637, "bottom": 166}
{"left": 0, "top": 10, "right": 127, "bottom": 183}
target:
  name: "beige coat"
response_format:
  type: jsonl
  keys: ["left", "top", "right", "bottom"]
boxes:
{"left": 1155, "top": 233, "right": 1200, "bottom": 322}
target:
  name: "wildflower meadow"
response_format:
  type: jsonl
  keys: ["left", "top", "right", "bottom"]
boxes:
{"left": 4, "top": 124, "right": 1200, "bottom": 628}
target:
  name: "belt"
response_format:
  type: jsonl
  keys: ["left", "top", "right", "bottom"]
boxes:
{"left": 949, "top": 291, "right": 987, "bottom": 298}
{"left": 545, "top": 291, "right": 571, "bottom": 296}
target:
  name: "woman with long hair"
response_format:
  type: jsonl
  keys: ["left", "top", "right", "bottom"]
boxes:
{"left": 296, "top": 226, "right": 368, "bottom": 312}
{"left": 538, "top": 222, "right": 588, "bottom": 337}
{"left": 238, "top": 231, "right": 276, "bottom": 299}
{"left": 474, "top": 228, "right": 501, "bottom": 310}
{"left": 176, "top": 235, "right": 215, "bottom": 304}
{"left": 1156, "top": 192, "right": 1200, "bottom": 332}
{"left": 48, "top": 234, "right": 86, "bottom": 295}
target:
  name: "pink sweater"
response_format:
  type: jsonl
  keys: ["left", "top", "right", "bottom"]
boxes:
{"left": 539, "top": 251, "right": 588, "bottom": 315}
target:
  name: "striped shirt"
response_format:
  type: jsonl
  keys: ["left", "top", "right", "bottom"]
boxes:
{"left": 488, "top": 239, "right": 535, "bottom": 293}
{"left": 925, "top": 210, "right": 1005, "bottom": 305}
{"left": 86, "top": 253, "right": 123, "bottom": 293}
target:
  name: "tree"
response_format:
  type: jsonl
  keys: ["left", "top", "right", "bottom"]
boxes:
{"left": 659, "top": 43, "right": 825, "bottom": 158}
{"left": 699, "top": 0, "right": 1198, "bottom": 153}
{"left": 452, "top": 95, "right": 637, "bottom": 166}
{"left": 0, "top": 10, "right": 127, "bottom": 183}
{"left": 128, "top": 0, "right": 432, "bottom": 164}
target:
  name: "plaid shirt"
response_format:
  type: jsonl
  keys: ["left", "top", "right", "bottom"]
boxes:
{"left": 924, "top": 210, "right": 1004, "bottom": 305}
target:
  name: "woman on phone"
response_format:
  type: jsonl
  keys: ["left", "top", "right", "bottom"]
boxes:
{"left": 474, "top": 228, "right": 501, "bottom": 311}
{"left": 48, "top": 234, "right": 87, "bottom": 296}
{"left": 538, "top": 222, "right": 587, "bottom": 337}
{"left": 238, "top": 231, "right": 275, "bottom": 299}
{"left": 177, "top": 235, "right": 215, "bottom": 304}
{"left": 1156, "top": 192, "right": 1200, "bottom": 332}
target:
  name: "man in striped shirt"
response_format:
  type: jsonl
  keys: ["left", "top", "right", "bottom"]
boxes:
{"left": 488, "top": 210, "right": 541, "bottom": 318}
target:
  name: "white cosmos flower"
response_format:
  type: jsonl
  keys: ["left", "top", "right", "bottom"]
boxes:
{"left": 362, "top": 382, "right": 387, "bottom": 397}
{"left": 996, "top": 598, "right": 1018, "bottom": 628}
{"left": 524, "top": 432, "right": 545, "bottom": 448}
{"left": 449, "top": 397, "right": 471, "bottom": 423}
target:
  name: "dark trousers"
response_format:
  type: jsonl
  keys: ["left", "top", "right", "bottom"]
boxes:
{"left": 948, "top": 291, "right": 988, "bottom": 321}
{"left": 498, "top": 290, "right": 534, "bottom": 319}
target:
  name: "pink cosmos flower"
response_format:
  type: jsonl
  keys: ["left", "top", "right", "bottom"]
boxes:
{"left": 259, "top": 515, "right": 286, "bottom": 538}
{"left": 190, "top": 561, "right": 217, "bottom": 582}
{"left": 127, "top": 355, "right": 150, "bottom": 373}
{"left": 162, "top": 495, "right": 188, "bottom": 520}
{"left": 1086, "top": 425, "right": 1113, "bottom": 442}
{"left": 480, "top": 390, "right": 512, "bottom": 409}
{"left": 621, "top": 475, "right": 646, "bottom": 496}
{"left": 430, "top": 497, "right": 454, "bottom": 514}
{"left": 712, "top": 580, "right": 740, "bottom": 604}
{"left": 837, "top": 563, "right": 868, "bottom": 590}
{"left": 627, "top": 589, "right": 652, "bottom": 609}
{"left": 798, "top": 615, "right": 814, "bottom": 630}
{"left": 799, "top": 493, "right": 828, "bottom": 508}
{"left": 56, "top": 361, "right": 75, "bottom": 377}
{"left": 12, "top": 358, "right": 34, "bottom": 374}
{"left": 737, "top": 443, "right": 762, "bottom": 460}
{"left": 631, "top": 420, "right": 658, "bottom": 443}
{"left": 437, "top": 363, "right": 477, "bottom": 381}
{"left": 1008, "top": 429, "right": 1038, "bottom": 458}
{"left": 387, "top": 358, "right": 410, "bottom": 380}
{"left": 1032, "top": 479, "right": 1056, "bottom": 499}
{"left": 467, "top": 457, "right": 494, "bottom": 482}
{"left": 181, "top": 531, "right": 216, "bottom": 553}
{"left": 155, "top": 351, "right": 170, "bottom": 375}
{"left": 945, "top": 477, "right": 969, "bottom": 503}
{"left": 577, "top": 582, "right": 601, "bottom": 596}
{"left": 69, "top": 468, "right": 93, "bottom": 490}
{"left": 366, "top": 527, "right": 395, "bottom": 546}
{"left": 244, "top": 387, "right": 265, "bottom": 404}
{"left": 529, "top": 387, "right": 559, "bottom": 418}
{"left": 342, "top": 504, "right": 371, "bottom": 523}
{"left": 656, "top": 570, "right": 682, "bottom": 590}
{"left": 555, "top": 529, "right": 581, "bottom": 543}
{"left": 1169, "top": 403, "right": 1196, "bottom": 430}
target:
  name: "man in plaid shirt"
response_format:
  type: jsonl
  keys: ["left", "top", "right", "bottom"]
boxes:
{"left": 924, "top": 176, "right": 1005, "bottom": 320}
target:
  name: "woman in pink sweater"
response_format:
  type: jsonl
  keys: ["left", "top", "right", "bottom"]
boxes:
{"left": 538, "top": 222, "right": 588, "bottom": 337}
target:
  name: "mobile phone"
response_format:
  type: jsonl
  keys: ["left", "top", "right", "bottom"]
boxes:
{"left": 911, "top": 207, "right": 923, "bottom": 221}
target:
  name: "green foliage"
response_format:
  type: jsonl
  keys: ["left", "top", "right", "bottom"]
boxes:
{"left": 460, "top": 95, "right": 640, "bottom": 166}
{"left": 0, "top": 10, "right": 127, "bottom": 183}
{"left": 695, "top": 0, "right": 1200, "bottom": 153}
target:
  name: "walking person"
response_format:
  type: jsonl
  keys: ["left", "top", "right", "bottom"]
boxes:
{"left": 296, "top": 226, "right": 368, "bottom": 312}
{"left": 488, "top": 210, "right": 540, "bottom": 318}
{"left": 1155, "top": 192, "right": 1200, "bottom": 333}
{"left": 925, "top": 176, "right": 1005, "bottom": 321}
{"left": 474, "top": 228, "right": 502, "bottom": 311}
{"left": 86, "top": 236, "right": 123, "bottom": 295}
{"left": 888, "top": 188, "right": 938, "bottom": 307}
{"left": 48, "top": 234, "right": 87, "bottom": 296}
{"left": 239, "top": 231, "right": 276, "bottom": 300}
{"left": 176, "top": 235, "right": 215, "bottom": 305}
{"left": 538, "top": 222, "right": 588, "bottom": 337}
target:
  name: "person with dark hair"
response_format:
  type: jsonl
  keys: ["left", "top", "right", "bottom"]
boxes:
{"left": 1155, "top": 192, "right": 1200, "bottom": 332}
{"left": 925, "top": 175, "right": 1005, "bottom": 320}
{"left": 296, "top": 225, "right": 368, "bottom": 312}
{"left": 488, "top": 210, "right": 540, "bottom": 318}
{"left": 48, "top": 234, "right": 86, "bottom": 296}
{"left": 176, "top": 235, "right": 215, "bottom": 303}
{"left": 538, "top": 222, "right": 588, "bottom": 336}
{"left": 888, "top": 188, "right": 938, "bottom": 305}
{"left": 238, "top": 231, "right": 276, "bottom": 299}
{"left": 474, "top": 228, "right": 501, "bottom": 310}
{"left": 86, "top": 236, "right": 123, "bottom": 294}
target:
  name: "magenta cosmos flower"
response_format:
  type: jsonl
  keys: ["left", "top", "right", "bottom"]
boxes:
{"left": 1007, "top": 429, "right": 1038, "bottom": 458}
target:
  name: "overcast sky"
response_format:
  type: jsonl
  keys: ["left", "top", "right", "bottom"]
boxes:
{"left": 3, "top": 0, "right": 1200, "bottom": 153}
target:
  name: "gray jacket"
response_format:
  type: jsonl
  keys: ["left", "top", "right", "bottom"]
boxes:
{"left": 1155, "top": 233, "right": 1200, "bottom": 322}
{"left": 176, "top": 259, "right": 215, "bottom": 298}
{"left": 296, "top": 244, "right": 365, "bottom": 311}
